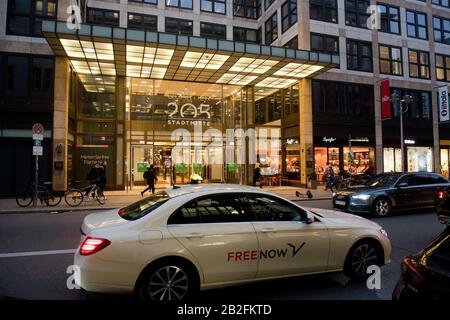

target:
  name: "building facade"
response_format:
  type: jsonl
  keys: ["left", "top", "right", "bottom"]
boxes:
{"left": 0, "top": 0, "right": 449, "bottom": 195}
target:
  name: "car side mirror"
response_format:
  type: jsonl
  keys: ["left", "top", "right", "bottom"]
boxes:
{"left": 397, "top": 182, "right": 408, "bottom": 188}
{"left": 305, "top": 211, "right": 315, "bottom": 224}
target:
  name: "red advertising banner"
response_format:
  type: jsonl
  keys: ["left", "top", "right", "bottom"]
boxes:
{"left": 381, "top": 80, "right": 391, "bottom": 120}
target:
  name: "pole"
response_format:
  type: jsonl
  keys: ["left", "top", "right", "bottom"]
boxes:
{"left": 400, "top": 101, "right": 404, "bottom": 172}
{"left": 34, "top": 155, "right": 38, "bottom": 207}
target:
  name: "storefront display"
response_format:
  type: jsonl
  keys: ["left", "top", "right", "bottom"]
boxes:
{"left": 314, "top": 147, "right": 339, "bottom": 181}
{"left": 285, "top": 139, "right": 300, "bottom": 180}
{"left": 383, "top": 148, "right": 402, "bottom": 173}
{"left": 343, "top": 147, "right": 372, "bottom": 174}
{"left": 407, "top": 147, "right": 432, "bottom": 172}
{"left": 441, "top": 149, "right": 449, "bottom": 179}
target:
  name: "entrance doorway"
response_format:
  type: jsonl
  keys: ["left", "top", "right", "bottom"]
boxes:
{"left": 131, "top": 145, "right": 172, "bottom": 189}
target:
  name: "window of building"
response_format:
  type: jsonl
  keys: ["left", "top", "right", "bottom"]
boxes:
{"left": 166, "top": 0, "right": 193, "bottom": 9}
{"left": 406, "top": 10, "right": 428, "bottom": 40}
{"left": 432, "top": 0, "right": 450, "bottom": 9}
{"left": 32, "top": 57, "right": 53, "bottom": 97}
{"left": 346, "top": 39, "right": 373, "bottom": 72}
{"left": 436, "top": 54, "right": 450, "bottom": 82}
{"left": 409, "top": 50, "right": 430, "bottom": 79}
{"left": 312, "top": 80, "right": 374, "bottom": 116}
{"left": 200, "top": 22, "right": 226, "bottom": 39}
{"left": 265, "top": 0, "right": 275, "bottom": 9}
{"left": 233, "top": 27, "right": 261, "bottom": 43}
{"left": 378, "top": 3, "right": 400, "bottom": 34}
{"left": 391, "top": 88, "right": 431, "bottom": 120}
{"left": 7, "top": 0, "right": 57, "bottom": 36}
{"left": 129, "top": 0, "right": 158, "bottom": 4}
{"left": 87, "top": 8, "right": 120, "bottom": 26}
{"left": 201, "top": 0, "right": 226, "bottom": 14}
{"left": 379, "top": 45, "right": 402, "bottom": 76}
{"left": 265, "top": 12, "right": 278, "bottom": 45}
{"left": 284, "top": 36, "right": 298, "bottom": 49}
{"left": 433, "top": 16, "right": 450, "bottom": 45}
{"left": 165, "top": 17, "right": 193, "bottom": 35}
{"left": 128, "top": 13, "right": 157, "bottom": 31}
{"left": 311, "top": 33, "right": 339, "bottom": 54}
{"left": 281, "top": 0, "right": 297, "bottom": 33}
{"left": 345, "top": 0, "right": 370, "bottom": 28}
{"left": 6, "top": 56, "right": 29, "bottom": 97}
{"left": 310, "top": 0, "right": 338, "bottom": 23}
{"left": 233, "top": 0, "right": 261, "bottom": 19}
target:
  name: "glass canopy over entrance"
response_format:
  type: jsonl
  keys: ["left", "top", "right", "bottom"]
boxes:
{"left": 42, "top": 21, "right": 339, "bottom": 189}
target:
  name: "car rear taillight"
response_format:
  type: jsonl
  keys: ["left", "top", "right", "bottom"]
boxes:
{"left": 401, "top": 256, "right": 424, "bottom": 284}
{"left": 118, "top": 208, "right": 126, "bottom": 217}
{"left": 438, "top": 191, "right": 445, "bottom": 200}
{"left": 79, "top": 237, "right": 111, "bottom": 256}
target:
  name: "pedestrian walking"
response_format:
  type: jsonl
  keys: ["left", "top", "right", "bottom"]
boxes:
{"left": 142, "top": 164, "right": 158, "bottom": 196}
{"left": 253, "top": 163, "right": 262, "bottom": 188}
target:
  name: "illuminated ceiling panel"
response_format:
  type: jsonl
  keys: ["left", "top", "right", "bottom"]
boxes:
{"left": 274, "top": 63, "right": 324, "bottom": 78}
{"left": 126, "top": 45, "right": 174, "bottom": 65}
{"left": 180, "top": 51, "right": 230, "bottom": 69}
{"left": 216, "top": 73, "right": 258, "bottom": 86}
{"left": 255, "top": 77, "right": 298, "bottom": 89}
{"left": 229, "top": 57, "right": 279, "bottom": 74}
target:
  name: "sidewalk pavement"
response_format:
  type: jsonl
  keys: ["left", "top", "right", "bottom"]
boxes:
{"left": 0, "top": 185, "right": 333, "bottom": 214}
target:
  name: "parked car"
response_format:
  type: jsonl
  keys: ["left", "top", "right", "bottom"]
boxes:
{"left": 333, "top": 172, "right": 450, "bottom": 217}
{"left": 337, "top": 173, "right": 374, "bottom": 190}
{"left": 436, "top": 188, "right": 450, "bottom": 226}
{"left": 392, "top": 226, "right": 450, "bottom": 301}
{"left": 74, "top": 184, "right": 391, "bottom": 300}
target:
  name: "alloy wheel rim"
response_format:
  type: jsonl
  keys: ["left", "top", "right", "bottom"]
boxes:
{"left": 148, "top": 266, "right": 189, "bottom": 300}
{"left": 375, "top": 200, "right": 389, "bottom": 216}
{"left": 351, "top": 244, "right": 378, "bottom": 277}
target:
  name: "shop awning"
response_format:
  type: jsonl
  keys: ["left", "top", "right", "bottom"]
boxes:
{"left": 42, "top": 20, "right": 339, "bottom": 92}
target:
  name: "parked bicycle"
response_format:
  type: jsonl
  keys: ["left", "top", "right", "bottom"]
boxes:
{"left": 64, "top": 181, "right": 105, "bottom": 207}
{"left": 16, "top": 181, "right": 62, "bottom": 207}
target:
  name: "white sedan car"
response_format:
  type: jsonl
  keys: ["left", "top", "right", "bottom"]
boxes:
{"left": 74, "top": 184, "right": 391, "bottom": 300}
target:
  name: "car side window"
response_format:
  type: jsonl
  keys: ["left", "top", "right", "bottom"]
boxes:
{"left": 167, "top": 200, "right": 201, "bottom": 224}
{"left": 398, "top": 175, "right": 416, "bottom": 186}
{"left": 197, "top": 194, "right": 254, "bottom": 223}
{"left": 430, "top": 174, "right": 449, "bottom": 184}
{"left": 416, "top": 174, "right": 432, "bottom": 186}
{"left": 247, "top": 193, "right": 305, "bottom": 222}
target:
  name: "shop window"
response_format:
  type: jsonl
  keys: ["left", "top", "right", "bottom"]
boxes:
{"left": 383, "top": 148, "right": 402, "bottom": 172}
{"left": 343, "top": 147, "right": 373, "bottom": 174}
{"left": 441, "top": 149, "right": 449, "bottom": 179}
{"left": 285, "top": 139, "right": 300, "bottom": 180}
{"left": 315, "top": 147, "right": 339, "bottom": 182}
{"left": 407, "top": 147, "right": 432, "bottom": 172}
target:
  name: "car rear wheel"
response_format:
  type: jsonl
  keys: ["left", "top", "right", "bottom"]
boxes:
{"left": 372, "top": 198, "right": 391, "bottom": 217}
{"left": 138, "top": 262, "right": 198, "bottom": 301}
{"left": 344, "top": 241, "right": 381, "bottom": 280}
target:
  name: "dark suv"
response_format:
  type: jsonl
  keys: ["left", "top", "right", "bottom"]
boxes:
{"left": 332, "top": 172, "right": 450, "bottom": 217}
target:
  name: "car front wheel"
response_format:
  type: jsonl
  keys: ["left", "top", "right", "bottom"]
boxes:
{"left": 138, "top": 261, "right": 198, "bottom": 301}
{"left": 344, "top": 241, "right": 381, "bottom": 280}
{"left": 372, "top": 198, "right": 391, "bottom": 217}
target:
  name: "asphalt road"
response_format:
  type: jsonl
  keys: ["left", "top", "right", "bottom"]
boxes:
{"left": 0, "top": 199, "right": 445, "bottom": 300}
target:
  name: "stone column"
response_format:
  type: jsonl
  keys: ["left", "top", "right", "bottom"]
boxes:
{"left": 299, "top": 78, "right": 314, "bottom": 186}
{"left": 52, "top": 57, "right": 70, "bottom": 192}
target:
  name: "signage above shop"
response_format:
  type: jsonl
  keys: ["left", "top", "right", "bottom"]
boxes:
{"left": 167, "top": 101, "right": 212, "bottom": 126}
{"left": 323, "top": 137, "right": 336, "bottom": 144}
{"left": 438, "top": 85, "right": 449, "bottom": 123}
{"left": 404, "top": 139, "right": 416, "bottom": 145}
{"left": 350, "top": 137, "right": 370, "bottom": 142}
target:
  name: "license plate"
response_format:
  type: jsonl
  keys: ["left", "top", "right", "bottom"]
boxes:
{"left": 335, "top": 200, "right": 346, "bottom": 206}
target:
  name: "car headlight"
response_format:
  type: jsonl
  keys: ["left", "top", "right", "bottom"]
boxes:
{"left": 332, "top": 192, "right": 336, "bottom": 197}
{"left": 351, "top": 194, "right": 371, "bottom": 201}
{"left": 379, "top": 228, "right": 388, "bottom": 237}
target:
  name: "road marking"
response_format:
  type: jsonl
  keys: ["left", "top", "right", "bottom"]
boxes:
{"left": 0, "top": 249, "right": 77, "bottom": 258}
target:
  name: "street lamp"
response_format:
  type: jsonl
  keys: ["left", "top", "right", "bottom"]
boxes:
{"left": 399, "top": 94, "right": 412, "bottom": 172}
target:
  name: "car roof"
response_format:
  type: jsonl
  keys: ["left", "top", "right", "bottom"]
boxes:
{"left": 164, "top": 183, "right": 266, "bottom": 198}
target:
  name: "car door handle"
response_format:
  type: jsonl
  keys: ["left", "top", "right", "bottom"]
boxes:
{"left": 185, "top": 233, "right": 204, "bottom": 239}
{"left": 261, "top": 228, "right": 276, "bottom": 233}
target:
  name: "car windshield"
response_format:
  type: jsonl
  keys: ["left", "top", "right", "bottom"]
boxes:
{"left": 119, "top": 191, "right": 170, "bottom": 221}
{"left": 365, "top": 174, "right": 401, "bottom": 187}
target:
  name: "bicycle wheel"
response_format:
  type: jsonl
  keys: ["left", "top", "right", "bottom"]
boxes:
{"left": 44, "top": 192, "right": 62, "bottom": 206}
{"left": 16, "top": 189, "right": 33, "bottom": 207}
{"left": 65, "top": 189, "right": 84, "bottom": 207}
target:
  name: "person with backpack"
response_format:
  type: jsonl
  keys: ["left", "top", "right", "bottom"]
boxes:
{"left": 141, "top": 164, "right": 158, "bottom": 196}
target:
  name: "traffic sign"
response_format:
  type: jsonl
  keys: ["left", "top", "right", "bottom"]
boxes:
{"left": 32, "top": 123, "right": 44, "bottom": 135}
{"left": 33, "top": 146, "right": 43, "bottom": 156}
{"left": 33, "top": 134, "right": 43, "bottom": 140}
{"left": 34, "top": 139, "right": 42, "bottom": 147}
